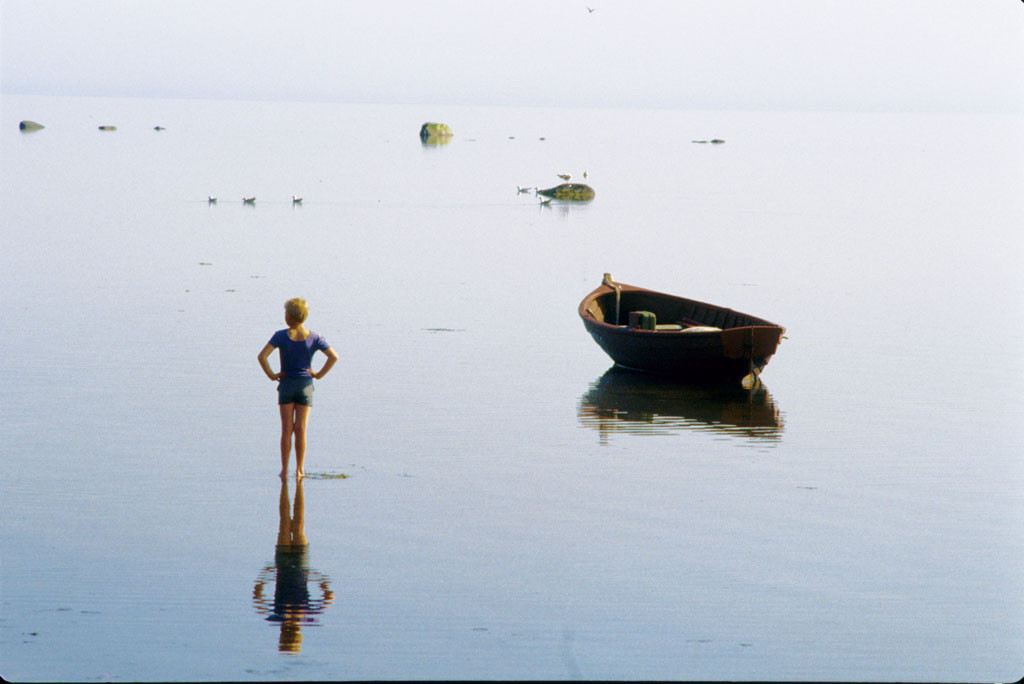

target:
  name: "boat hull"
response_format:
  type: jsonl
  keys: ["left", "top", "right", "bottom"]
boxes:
{"left": 578, "top": 280, "right": 785, "bottom": 383}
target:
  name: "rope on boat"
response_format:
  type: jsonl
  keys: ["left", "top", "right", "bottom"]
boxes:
{"left": 749, "top": 327, "right": 754, "bottom": 378}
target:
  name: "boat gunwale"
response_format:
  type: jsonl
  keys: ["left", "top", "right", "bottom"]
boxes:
{"left": 577, "top": 281, "right": 784, "bottom": 334}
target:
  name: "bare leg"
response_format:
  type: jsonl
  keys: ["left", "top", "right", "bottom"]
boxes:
{"left": 279, "top": 403, "right": 296, "bottom": 477}
{"left": 293, "top": 404, "right": 311, "bottom": 478}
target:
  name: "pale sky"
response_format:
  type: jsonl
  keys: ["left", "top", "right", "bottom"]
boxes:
{"left": 2, "top": 0, "right": 1022, "bottom": 112}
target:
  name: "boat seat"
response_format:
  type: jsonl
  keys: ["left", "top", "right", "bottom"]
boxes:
{"left": 680, "top": 325, "right": 722, "bottom": 333}
{"left": 655, "top": 324, "right": 683, "bottom": 331}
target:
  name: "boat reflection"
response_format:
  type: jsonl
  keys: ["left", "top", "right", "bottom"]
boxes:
{"left": 578, "top": 366, "right": 784, "bottom": 445}
{"left": 252, "top": 477, "right": 334, "bottom": 653}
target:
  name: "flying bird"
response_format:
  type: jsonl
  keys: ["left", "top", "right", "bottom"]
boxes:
{"left": 586, "top": 6, "right": 595, "bottom": 13}
{"left": 557, "top": 173, "right": 572, "bottom": 182}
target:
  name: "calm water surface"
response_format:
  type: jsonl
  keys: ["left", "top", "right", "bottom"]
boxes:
{"left": 1, "top": 95, "right": 1022, "bottom": 681}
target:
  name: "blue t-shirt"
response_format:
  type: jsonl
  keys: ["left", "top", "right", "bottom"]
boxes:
{"left": 268, "top": 329, "right": 330, "bottom": 379}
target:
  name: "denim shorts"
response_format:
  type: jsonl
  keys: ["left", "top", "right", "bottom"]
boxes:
{"left": 278, "top": 376, "right": 314, "bottom": 406}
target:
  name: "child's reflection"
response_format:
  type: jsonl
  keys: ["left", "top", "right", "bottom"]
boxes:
{"left": 252, "top": 477, "right": 334, "bottom": 653}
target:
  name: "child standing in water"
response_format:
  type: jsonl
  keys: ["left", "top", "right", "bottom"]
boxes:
{"left": 258, "top": 298, "right": 338, "bottom": 478}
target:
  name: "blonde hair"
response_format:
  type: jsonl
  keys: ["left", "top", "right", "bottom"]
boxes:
{"left": 284, "top": 297, "right": 309, "bottom": 323}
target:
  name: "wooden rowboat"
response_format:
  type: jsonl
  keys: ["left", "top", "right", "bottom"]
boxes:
{"left": 578, "top": 274, "right": 785, "bottom": 383}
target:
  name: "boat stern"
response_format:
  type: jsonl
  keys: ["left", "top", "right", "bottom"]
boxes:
{"left": 720, "top": 325, "right": 785, "bottom": 363}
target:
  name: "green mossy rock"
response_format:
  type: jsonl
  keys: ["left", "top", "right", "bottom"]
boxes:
{"left": 420, "top": 122, "right": 453, "bottom": 141}
{"left": 19, "top": 120, "right": 45, "bottom": 131}
{"left": 536, "top": 183, "right": 596, "bottom": 201}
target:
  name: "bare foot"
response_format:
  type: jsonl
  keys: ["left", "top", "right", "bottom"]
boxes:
{"left": 296, "top": 470, "right": 304, "bottom": 479}
{"left": 279, "top": 471, "right": 287, "bottom": 479}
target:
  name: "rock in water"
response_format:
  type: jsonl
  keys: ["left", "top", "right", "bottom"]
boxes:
{"left": 536, "top": 183, "right": 596, "bottom": 201}
{"left": 420, "top": 122, "right": 453, "bottom": 142}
